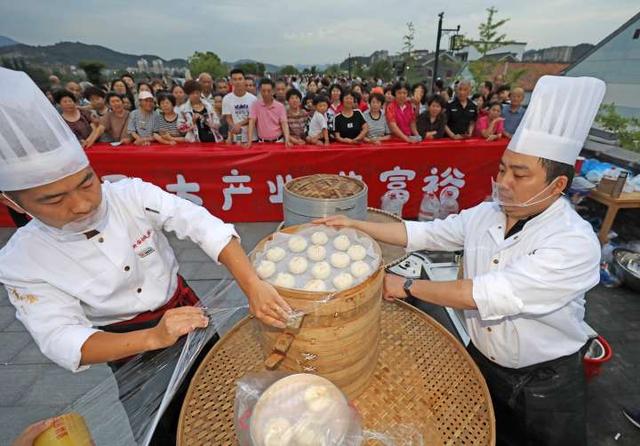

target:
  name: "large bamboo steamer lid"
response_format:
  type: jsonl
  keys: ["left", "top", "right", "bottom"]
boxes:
{"left": 283, "top": 174, "right": 368, "bottom": 227}
{"left": 252, "top": 223, "right": 383, "bottom": 399}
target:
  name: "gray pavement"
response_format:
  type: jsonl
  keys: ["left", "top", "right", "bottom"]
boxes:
{"left": 1, "top": 223, "right": 639, "bottom": 445}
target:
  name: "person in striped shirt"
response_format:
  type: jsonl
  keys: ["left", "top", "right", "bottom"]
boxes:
{"left": 153, "top": 93, "right": 185, "bottom": 145}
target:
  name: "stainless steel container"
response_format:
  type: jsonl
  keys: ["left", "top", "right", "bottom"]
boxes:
{"left": 283, "top": 174, "right": 368, "bottom": 227}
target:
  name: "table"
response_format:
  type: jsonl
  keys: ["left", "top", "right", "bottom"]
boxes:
{"left": 178, "top": 300, "right": 495, "bottom": 445}
{"left": 588, "top": 189, "right": 640, "bottom": 244}
{"left": 0, "top": 139, "right": 507, "bottom": 227}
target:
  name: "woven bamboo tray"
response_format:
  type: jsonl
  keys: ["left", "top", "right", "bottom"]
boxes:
{"left": 285, "top": 174, "right": 365, "bottom": 199}
{"left": 178, "top": 300, "right": 495, "bottom": 445}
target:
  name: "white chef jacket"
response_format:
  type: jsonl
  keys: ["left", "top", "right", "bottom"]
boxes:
{"left": 405, "top": 197, "right": 600, "bottom": 368}
{"left": 0, "top": 178, "right": 238, "bottom": 372}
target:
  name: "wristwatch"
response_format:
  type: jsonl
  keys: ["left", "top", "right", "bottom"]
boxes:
{"left": 403, "top": 278, "right": 415, "bottom": 299}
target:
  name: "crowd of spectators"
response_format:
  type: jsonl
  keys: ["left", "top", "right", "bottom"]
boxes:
{"left": 42, "top": 69, "right": 527, "bottom": 149}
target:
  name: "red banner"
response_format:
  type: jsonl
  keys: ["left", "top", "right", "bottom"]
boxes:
{"left": 0, "top": 139, "right": 507, "bottom": 226}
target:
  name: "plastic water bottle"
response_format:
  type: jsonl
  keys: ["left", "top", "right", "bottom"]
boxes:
{"left": 418, "top": 192, "right": 440, "bottom": 221}
{"left": 439, "top": 188, "right": 459, "bottom": 219}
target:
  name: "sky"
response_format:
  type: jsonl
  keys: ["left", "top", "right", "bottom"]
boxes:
{"left": 0, "top": 0, "right": 638, "bottom": 65}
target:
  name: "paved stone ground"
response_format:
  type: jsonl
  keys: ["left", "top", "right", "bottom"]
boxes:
{"left": 1, "top": 224, "right": 639, "bottom": 445}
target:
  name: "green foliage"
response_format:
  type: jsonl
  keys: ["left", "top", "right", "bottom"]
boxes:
{"left": 323, "top": 64, "right": 343, "bottom": 77}
{"left": 78, "top": 60, "right": 106, "bottom": 85}
{"left": 367, "top": 59, "right": 394, "bottom": 81}
{"left": 279, "top": 65, "right": 299, "bottom": 75}
{"left": 188, "top": 51, "right": 227, "bottom": 79}
{"left": 235, "top": 62, "right": 265, "bottom": 76}
{"left": 596, "top": 103, "right": 640, "bottom": 152}
{"left": 1, "top": 57, "right": 51, "bottom": 88}
{"left": 472, "top": 7, "right": 514, "bottom": 57}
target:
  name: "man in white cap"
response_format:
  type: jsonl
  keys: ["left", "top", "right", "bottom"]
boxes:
{"left": 318, "top": 75, "right": 606, "bottom": 445}
{"left": 0, "top": 67, "right": 291, "bottom": 443}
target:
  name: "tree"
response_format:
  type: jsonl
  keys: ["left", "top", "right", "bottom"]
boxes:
{"left": 471, "top": 6, "right": 514, "bottom": 57}
{"left": 367, "top": 59, "right": 394, "bottom": 81}
{"left": 279, "top": 65, "right": 299, "bottom": 75}
{"left": 402, "top": 22, "right": 416, "bottom": 75}
{"left": 79, "top": 60, "right": 106, "bottom": 85}
{"left": 323, "top": 64, "right": 343, "bottom": 77}
{"left": 188, "top": 51, "right": 227, "bottom": 79}
{"left": 465, "top": 7, "right": 516, "bottom": 86}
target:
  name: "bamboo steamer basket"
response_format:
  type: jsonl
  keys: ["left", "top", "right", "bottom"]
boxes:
{"left": 252, "top": 223, "right": 383, "bottom": 399}
{"left": 283, "top": 174, "right": 368, "bottom": 227}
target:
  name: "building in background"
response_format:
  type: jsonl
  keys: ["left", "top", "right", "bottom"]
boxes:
{"left": 455, "top": 42, "right": 528, "bottom": 62}
{"left": 563, "top": 11, "right": 640, "bottom": 118}
{"left": 523, "top": 44, "right": 594, "bottom": 63}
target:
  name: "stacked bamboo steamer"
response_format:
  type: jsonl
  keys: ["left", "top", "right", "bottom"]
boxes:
{"left": 253, "top": 224, "right": 383, "bottom": 400}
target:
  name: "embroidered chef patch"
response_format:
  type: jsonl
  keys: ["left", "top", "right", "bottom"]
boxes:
{"left": 9, "top": 288, "right": 38, "bottom": 304}
{"left": 137, "top": 246, "right": 156, "bottom": 258}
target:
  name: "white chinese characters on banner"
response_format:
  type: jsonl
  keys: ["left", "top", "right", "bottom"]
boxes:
{"left": 222, "top": 169, "right": 253, "bottom": 211}
{"left": 339, "top": 170, "right": 363, "bottom": 181}
{"left": 421, "top": 166, "right": 466, "bottom": 218}
{"left": 379, "top": 166, "right": 416, "bottom": 202}
{"left": 166, "top": 174, "right": 203, "bottom": 206}
{"left": 267, "top": 174, "right": 293, "bottom": 204}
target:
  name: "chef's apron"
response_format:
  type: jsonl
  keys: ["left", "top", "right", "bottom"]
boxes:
{"left": 100, "top": 275, "right": 219, "bottom": 445}
{"left": 467, "top": 341, "right": 588, "bottom": 446}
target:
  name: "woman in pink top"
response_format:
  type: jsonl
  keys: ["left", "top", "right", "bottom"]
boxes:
{"left": 474, "top": 101, "right": 504, "bottom": 141}
{"left": 385, "top": 81, "right": 420, "bottom": 143}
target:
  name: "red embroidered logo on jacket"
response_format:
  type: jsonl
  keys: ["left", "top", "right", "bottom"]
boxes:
{"left": 132, "top": 229, "right": 153, "bottom": 249}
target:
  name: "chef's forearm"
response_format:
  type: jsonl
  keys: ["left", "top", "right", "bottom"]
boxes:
{"left": 80, "top": 329, "right": 157, "bottom": 365}
{"left": 351, "top": 221, "right": 408, "bottom": 247}
{"left": 412, "top": 279, "right": 476, "bottom": 310}
{"left": 218, "top": 238, "right": 261, "bottom": 296}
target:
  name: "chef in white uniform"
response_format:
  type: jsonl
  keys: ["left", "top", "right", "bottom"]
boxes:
{"left": 0, "top": 67, "right": 291, "bottom": 444}
{"left": 317, "top": 76, "right": 606, "bottom": 446}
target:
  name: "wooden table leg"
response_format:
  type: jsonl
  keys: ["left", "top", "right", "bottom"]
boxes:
{"left": 599, "top": 204, "right": 619, "bottom": 245}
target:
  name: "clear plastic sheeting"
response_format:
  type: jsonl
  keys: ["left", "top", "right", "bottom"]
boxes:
{"left": 62, "top": 276, "right": 250, "bottom": 446}
{"left": 234, "top": 371, "right": 425, "bottom": 446}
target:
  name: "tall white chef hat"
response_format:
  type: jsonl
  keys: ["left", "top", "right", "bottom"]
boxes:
{"left": 0, "top": 67, "right": 89, "bottom": 191}
{"left": 507, "top": 75, "right": 606, "bottom": 165}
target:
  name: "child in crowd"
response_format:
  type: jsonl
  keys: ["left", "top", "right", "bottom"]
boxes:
{"left": 306, "top": 95, "right": 330, "bottom": 146}
{"left": 474, "top": 101, "right": 504, "bottom": 141}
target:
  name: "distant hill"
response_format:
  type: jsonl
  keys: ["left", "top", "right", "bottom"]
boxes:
{"left": 0, "top": 36, "right": 19, "bottom": 47}
{"left": 0, "top": 41, "right": 188, "bottom": 69}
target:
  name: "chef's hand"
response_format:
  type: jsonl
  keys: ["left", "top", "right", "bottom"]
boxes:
{"left": 312, "top": 214, "right": 355, "bottom": 229}
{"left": 12, "top": 418, "right": 54, "bottom": 446}
{"left": 149, "top": 306, "right": 209, "bottom": 349}
{"left": 383, "top": 273, "right": 408, "bottom": 302}
{"left": 246, "top": 280, "right": 291, "bottom": 329}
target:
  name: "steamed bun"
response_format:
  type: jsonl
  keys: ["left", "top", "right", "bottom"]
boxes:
{"left": 310, "top": 231, "right": 329, "bottom": 245}
{"left": 332, "top": 272, "right": 354, "bottom": 290}
{"left": 350, "top": 260, "right": 372, "bottom": 278}
{"left": 266, "top": 246, "right": 286, "bottom": 262}
{"left": 288, "top": 256, "right": 309, "bottom": 275}
{"left": 288, "top": 236, "right": 308, "bottom": 253}
{"left": 273, "top": 272, "right": 296, "bottom": 288}
{"left": 304, "top": 279, "right": 327, "bottom": 292}
{"left": 306, "top": 245, "right": 326, "bottom": 262}
{"left": 256, "top": 260, "right": 276, "bottom": 279}
{"left": 332, "top": 234, "right": 351, "bottom": 251}
{"left": 330, "top": 252, "right": 351, "bottom": 269}
{"left": 347, "top": 244, "right": 367, "bottom": 261}
{"left": 311, "top": 261, "right": 332, "bottom": 280}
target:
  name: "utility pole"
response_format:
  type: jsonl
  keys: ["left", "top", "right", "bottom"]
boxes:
{"left": 432, "top": 12, "right": 460, "bottom": 93}
{"left": 348, "top": 52, "right": 352, "bottom": 79}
